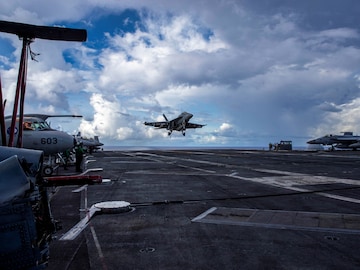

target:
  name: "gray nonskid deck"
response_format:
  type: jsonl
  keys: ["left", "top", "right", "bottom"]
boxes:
{"left": 48, "top": 150, "right": 360, "bottom": 270}
{"left": 193, "top": 207, "right": 360, "bottom": 234}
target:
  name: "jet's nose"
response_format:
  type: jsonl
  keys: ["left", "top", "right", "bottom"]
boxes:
{"left": 56, "top": 131, "right": 77, "bottom": 151}
{"left": 307, "top": 139, "right": 317, "bottom": 144}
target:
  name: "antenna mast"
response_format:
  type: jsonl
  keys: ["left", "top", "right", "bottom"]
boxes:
{"left": 0, "top": 20, "right": 87, "bottom": 147}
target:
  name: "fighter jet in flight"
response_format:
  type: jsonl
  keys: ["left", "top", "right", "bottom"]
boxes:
{"left": 307, "top": 132, "right": 360, "bottom": 150}
{"left": 144, "top": 111, "right": 205, "bottom": 136}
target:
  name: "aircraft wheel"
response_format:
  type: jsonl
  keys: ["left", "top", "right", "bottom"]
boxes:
{"left": 43, "top": 165, "right": 54, "bottom": 176}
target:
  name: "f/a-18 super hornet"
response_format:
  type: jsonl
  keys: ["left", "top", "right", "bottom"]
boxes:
{"left": 307, "top": 132, "right": 360, "bottom": 150}
{"left": 75, "top": 132, "right": 104, "bottom": 153}
{"left": 144, "top": 111, "right": 205, "bottom": 136}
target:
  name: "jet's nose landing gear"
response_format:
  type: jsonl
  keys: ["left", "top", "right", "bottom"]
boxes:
{"left": 182, "top": 131, "right": 186, "bottom": 136}
{"left": 43, "top": 165, "right": 54, "bottom": 176}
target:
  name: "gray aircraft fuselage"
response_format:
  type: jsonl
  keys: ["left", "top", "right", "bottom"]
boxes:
{"left": 1, "top": 115, "right": 76, "bottom": 155}
{"left": 171, "top": 112, "right": 193, "bottom": 131}
{"left": 76, "top": 133, "right": 104, "bottom": 151}
{"left": 307, "top": 132, "right": 360, "bottom": 150}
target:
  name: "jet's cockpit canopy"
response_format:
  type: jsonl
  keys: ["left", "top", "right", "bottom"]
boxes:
{"left": 23, "top": 120, "right": 52, "bottom": 131}
{"left": 6, "top": 114, "right": 82, "bottom": 132}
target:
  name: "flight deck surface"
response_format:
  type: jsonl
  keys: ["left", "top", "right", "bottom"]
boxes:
{"left": 48, "top": 149, "right": 360, "bottom": 269}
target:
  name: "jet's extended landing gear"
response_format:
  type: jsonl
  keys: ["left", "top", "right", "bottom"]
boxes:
{"left": 182, "top": 131, "right": 186, "bottom": 136}
{"left": 42, "top": 153, "right": 64, "bottom": 176}
{"left": 43, "top": 165, "right": 54, "bottom": 176}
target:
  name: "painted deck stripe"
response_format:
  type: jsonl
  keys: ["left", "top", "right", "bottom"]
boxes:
{"left": 192, "top": 207, "right": 217, "bottom": 222}
{"left": 60, "top": 205, "right": 100, "bottom": 241}
{"left": 192, "top": 207, "right": 360, "bottom": 234}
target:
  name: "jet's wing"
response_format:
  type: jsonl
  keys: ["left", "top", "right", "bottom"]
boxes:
{"left": 186, "top": 122, "right": 206, "bottom": 129}
{"left": 144, "top": 121, "right": 168, "bottom": 129}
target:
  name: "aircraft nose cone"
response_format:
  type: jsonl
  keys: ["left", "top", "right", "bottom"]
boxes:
{"left": 57, "top": 132, "right": 77, "bottom": 151}
{"left": 307, "top": 139, "right": 319, "bottom": 144}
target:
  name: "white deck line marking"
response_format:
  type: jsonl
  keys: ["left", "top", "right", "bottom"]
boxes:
{"left": 111, "top": 161, "right": 157, "bottom": 163}
{"left": 316, "top": 192, "right": 360, "bottom": 204}
{"left": 60, "top": 205, "right": 100, "bottom": 241}
{"left": 119, "top": 152, "right": 219, "bottom": 173}
{"left": 227, "top": 170, "right": 360, "bottom": 204}
{"left": 90, "top": 226, "right": 104, "bottom": 258}
{"left": 90, "top": 226, "right": 108, "bottom": 270}
{"left": 254, "top": 169, "right": 360, "bottom": 186}
{"left": 124, "top": 170, "right": 214, "bottom": 175}
{"left": 176, "top": 164, "right": 216, "bottom": 174}
{"left": 191, "top": 207, "right": 217, "bottom": 222}
{"left": 132, "top": 152, "right": 227, "bottom": 167}
{"left": 192, "top": 207, "right": 360, "bottom": 234}
{"left": 79, "top": 168, "right": 103, "bottom": 175}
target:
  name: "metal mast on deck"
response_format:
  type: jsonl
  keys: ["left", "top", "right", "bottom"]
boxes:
{"left": 0, "top": 20, "right": 87, "bottom": 147}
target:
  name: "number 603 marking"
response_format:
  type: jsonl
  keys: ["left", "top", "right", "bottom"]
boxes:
{"left": 41, "top": 138, "right": 58, "bottom": 144}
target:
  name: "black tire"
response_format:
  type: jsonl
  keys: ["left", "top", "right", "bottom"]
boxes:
{"left": 43, "top": 165, "right": 53, "bottom": 176}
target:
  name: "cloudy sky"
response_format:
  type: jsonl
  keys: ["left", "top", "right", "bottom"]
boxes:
{"left": 1, "top": 0, "right": 360, "bottom": 148}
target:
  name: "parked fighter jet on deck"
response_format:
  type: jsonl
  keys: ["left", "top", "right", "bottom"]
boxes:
{"left": 75, "top": 132, "right": 104, "bottom": 153}
{"left": 144, "top": 111, "right": 205, "bottom": 136}
{"left": 307, "top": 132, "right": 360, "bottom": 150}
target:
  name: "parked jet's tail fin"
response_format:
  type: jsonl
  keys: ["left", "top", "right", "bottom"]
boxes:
{"left": 94, "top": 136, "right": 99, "bottom": 142}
